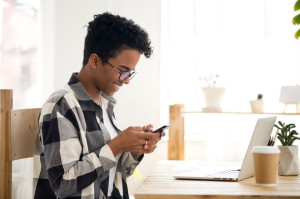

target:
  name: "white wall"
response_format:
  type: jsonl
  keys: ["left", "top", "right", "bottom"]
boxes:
{"left": 39, "top": 0, "right": 162, "bottom": 126}
{"left": 39, "top": 0, "right": 165, "bottom": 197}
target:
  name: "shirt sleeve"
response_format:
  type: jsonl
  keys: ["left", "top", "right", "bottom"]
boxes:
{"left": 125, "top": 153, "right": 143, "bottom": 177}
{"left": 39, "top": 97, "right": 116, "bottom": 198}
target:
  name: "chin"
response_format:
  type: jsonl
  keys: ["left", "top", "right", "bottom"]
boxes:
{"left": 103, "top": 91, "right": 115, "bottom": 97}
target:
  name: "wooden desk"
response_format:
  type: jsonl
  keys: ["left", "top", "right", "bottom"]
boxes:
{"left": 134, "top": 161, "right": 300, "bottom": 199}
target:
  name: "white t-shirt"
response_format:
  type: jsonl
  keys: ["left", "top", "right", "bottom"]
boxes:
{"left": 101, "top": 100, "right": 121, "bottom": 197}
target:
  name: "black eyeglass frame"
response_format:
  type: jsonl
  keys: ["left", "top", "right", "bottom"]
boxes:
{"left": 104, "top": 60, "right": 136, "bottom": 82}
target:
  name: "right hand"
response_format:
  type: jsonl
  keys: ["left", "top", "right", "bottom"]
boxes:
{"left": 108, "top": 126, "right": 158, "bottom": 156}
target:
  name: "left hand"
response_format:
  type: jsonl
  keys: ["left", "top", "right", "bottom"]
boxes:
{"left": 131, "top": 124, "right": 166, "bottom": 160}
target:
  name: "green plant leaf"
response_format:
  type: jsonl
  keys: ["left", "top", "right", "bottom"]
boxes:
{"left": 295, "top": 29, "right": 300, "bottom": 39}
{"left": 287, "top": 123, "right": 296, "bottom": 128}
{"left": 287, "top": 130, "right": 298, "bottom": 141}
{"left": 282, "top": 128, "right": 287, "bottom": 138}
{"left": 278, "top": 134, "right": 286, "bottom": 142}
{"left": 274, "top": 124, "right": 282, "bottom": 130}
{"left": 276, "top": 122, "right": 299, "bottom": 145}
{"left": 277, "top": 136, "right": 286, "bottom": 145}
{"left": 295, "top": 0, "right": 300, "bottom": 11}
{"left": 288, "top": 137, "right": 300, "bottom": 145}
{"left": 287, "top": 138, "right": 293, "bottom": 145}
{"left": 278, "top": 133, "right": 284, "bottom": 141}
{"left": 293, "top": 14, "right": 300, "bottom": 25}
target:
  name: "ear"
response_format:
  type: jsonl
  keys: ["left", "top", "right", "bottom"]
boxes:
{"left": 88, "top": 53, "right": 99, "bottom": 69}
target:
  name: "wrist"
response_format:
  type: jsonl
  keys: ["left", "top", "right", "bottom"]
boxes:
{"left": 131, "top": 152, "right": 143, "bottom": 161}
{"left": 108, "top": 138, "right": 122, "bottom": 156}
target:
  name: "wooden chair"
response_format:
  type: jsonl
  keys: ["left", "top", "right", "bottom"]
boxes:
{"left": 0, "top": 89, "right": 40, "bottom": 199}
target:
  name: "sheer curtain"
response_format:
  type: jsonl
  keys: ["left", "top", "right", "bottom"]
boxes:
{"left": 0, "top": 0, "right": 40, "bottom": 198}
{"left": 162, "top": 0, "right": 300, "bottom": 112}
{"left": 161, "top": 0, "right": 300, "bottom": 161}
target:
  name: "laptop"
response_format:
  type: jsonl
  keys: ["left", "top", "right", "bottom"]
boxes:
{"left": 173, "top": 116, "right": 277, "bottom": 181}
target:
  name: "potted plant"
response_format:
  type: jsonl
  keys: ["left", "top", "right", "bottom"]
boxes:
{"left": 274, "top": 121, "right": 300, "bottom": 175}
{"left": 250, "top": 94, "right": 264, "bottom": 113}
{"left": 200, "top": 73, "right": 225, "bottom": 112}
{"left": 293, "top": 0, "right": 300, "bottom": 39}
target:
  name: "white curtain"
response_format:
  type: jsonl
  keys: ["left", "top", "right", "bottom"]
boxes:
{"left": 162, "top": 0, "right": 300, "bottom": 162}
{"left": 162, "top": 0, "right": 300, "bottom": 112}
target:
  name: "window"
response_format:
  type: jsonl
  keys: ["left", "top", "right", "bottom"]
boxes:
{"left": 0, "top": 0, "right": 39, "bottom": 109}
{"left": 0, "top": 1, "right": 39, "bottom": 198}
{"left": 162, "top": 0, "right": 300, "bottom": 112}
{"left": 161, "top": 0, "right": 300, "bottom": 162}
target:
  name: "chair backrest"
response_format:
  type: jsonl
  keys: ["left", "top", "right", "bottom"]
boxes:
{"left": 0, "top": 89, "right": 40, "bottom": 199}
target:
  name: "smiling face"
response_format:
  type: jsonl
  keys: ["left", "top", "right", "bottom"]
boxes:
{"left": 92, "top": 48, "right": 140, "bottom": 96}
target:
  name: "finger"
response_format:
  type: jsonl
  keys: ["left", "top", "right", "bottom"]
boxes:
{"left": 142, "top": 147, "right": 152, "bottom": 154}
{"left": 138, "top": 139, "right": 147, "bottom": 145}
{"left": 138, "top": 132, "right": 156, "bottom": 140}
{"left": 147, "top": 145, "right": 156, "bottom": 153}
{"left": 146, "top": 124, "right": 153, "bottom": 132}
{"left": 144, "top": 144, "right": 149, "bottom": 150}
{"left": 160, "top": 132, "right": 166, "bottom": 137}
{"left": 142, "top": 125, "right": 149, "bottom": 132}
{"left": 143, "top": 124, "right": 153, "bottom": 132}
{"left": 141, "top": 139, "right": 151, "bottom": 146}
{"left": 152, "top": 133, "right": 161, "bottom": 141}
{"left": 148, "top": 140, "right": 155, "bottom": 145}
{"left": 128, "top": 126, "right": 143, "bottom": 132}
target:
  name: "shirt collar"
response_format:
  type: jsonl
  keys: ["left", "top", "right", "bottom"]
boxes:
{"left": 68, "top": 72, "right": 117, "bottom": 106}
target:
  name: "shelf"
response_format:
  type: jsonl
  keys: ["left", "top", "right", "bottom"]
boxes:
{"left": 182, "top": 111, "right": 300, "bottom": 115}
{"left": 168, "top": 104, "right": 300, "bottom": 161}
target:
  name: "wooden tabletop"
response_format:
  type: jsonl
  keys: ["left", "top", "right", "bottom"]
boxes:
{"left": 134, "top": 160, "right": 300, "bottom": 199}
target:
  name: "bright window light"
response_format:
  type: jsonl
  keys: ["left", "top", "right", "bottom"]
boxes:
{"left": 162, "top": 0, "right": 300, "bottom": 113}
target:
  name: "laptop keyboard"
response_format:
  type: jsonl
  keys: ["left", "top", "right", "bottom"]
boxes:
{"left": 207, "top": 169, "right": 240, "bottom": 178}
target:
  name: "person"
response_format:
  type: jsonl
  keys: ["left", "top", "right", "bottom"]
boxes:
{"left": 33, "top": 12, "right": 163, "bottom": 199}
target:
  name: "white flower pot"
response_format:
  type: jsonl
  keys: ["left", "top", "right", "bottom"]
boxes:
{"left": 278, "top": 145, "right": 299, "bottom": 176}
{"left": 250, "top": 100, "right": 264, "bottom": 113}
{"left": 202, "top": 87, "right": 225, "bottom": 112}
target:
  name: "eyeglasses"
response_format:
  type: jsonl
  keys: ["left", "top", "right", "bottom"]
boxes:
{"left": 105, "top": 60, "right": 136, "bottom": 82}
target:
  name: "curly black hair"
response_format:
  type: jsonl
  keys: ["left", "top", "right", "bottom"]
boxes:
{"left": 82, "top": 12, "right": 153, "bottom": 66}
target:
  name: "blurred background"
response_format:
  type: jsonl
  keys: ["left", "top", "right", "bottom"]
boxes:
{"left": 1, "top": 0, "right": 300, "bottom": 198}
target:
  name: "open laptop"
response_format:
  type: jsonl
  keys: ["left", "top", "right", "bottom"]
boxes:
{"left": 173, "top": 116, "right": 277, "bottom": 181}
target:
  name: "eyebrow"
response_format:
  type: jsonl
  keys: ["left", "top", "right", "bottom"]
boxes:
{"left": 119, "top": 65, "right": 131, "bottom": 71}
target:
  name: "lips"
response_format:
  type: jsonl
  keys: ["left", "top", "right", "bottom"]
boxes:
{"left": 113, "top": 83, "right": 121, "bottom": 91}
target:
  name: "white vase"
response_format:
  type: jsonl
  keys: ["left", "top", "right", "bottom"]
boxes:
{"left": 278, "top": 145, "right": 300, "bottom": 176}
{"left": 250, "top": 100, "right": 264, "bottom": 113}
{"left": 202, "top": 87, "right": 225, "bottom": 112}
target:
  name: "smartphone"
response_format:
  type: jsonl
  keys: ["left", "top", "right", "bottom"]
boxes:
{"left": 152, "top": 125, "right": 171, "bottom": 133}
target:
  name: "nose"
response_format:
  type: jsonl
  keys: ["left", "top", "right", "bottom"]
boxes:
{"left": 123, "top": 77, "right": 130, "bottom": 84}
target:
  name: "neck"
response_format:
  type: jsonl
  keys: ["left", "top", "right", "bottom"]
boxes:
{"left": 78, "top": 66, "right": 102, "bottom": 106}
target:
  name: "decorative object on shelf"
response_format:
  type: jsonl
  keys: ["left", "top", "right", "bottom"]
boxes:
{"left": 279, "top": 86, "right": 300, "bottom": 113}
{"left": 274, "top": 121, "right": 300, "bottom": 176}
{"left": 200, "top": 73, "right": 225, "bottom": 112}
{"left": 293, "top": 0, "right": 300, "bottom": 39}
{"left": 250, "top": 93, "right": 264, "bottom": 113}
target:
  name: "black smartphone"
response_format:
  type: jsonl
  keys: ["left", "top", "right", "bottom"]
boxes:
{"left": 152, "top": 125, "right": 171, "bottom": 133}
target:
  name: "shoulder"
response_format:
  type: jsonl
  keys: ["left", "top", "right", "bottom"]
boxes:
{"left": 40, "top": 85, "right": 79, "bottom": 118}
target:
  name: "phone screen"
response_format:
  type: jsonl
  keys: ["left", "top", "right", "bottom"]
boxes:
{"left": 152, "top": 125, "right": 171, "bottom": 133}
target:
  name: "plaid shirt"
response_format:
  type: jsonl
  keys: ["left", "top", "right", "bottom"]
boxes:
{"left": 33, "top": 73, "right": 141, "bottom": 199}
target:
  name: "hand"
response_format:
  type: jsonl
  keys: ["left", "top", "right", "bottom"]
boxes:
{"left": 132, "top": 124, "right": 166, "bottom": 158}
{"left": 143, "top": 124, "right": 166, "bottom": 149}
{"left": 108, "top": 126, "right": 158, "bottom": 156}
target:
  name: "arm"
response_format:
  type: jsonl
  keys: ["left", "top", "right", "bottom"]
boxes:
{"left": 40, "top": 100, "right": 116, "bottom": 198}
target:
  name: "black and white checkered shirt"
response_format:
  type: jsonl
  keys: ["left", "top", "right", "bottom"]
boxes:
{"left": 33, "top": 73, "right": 140, "bottom": 199}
